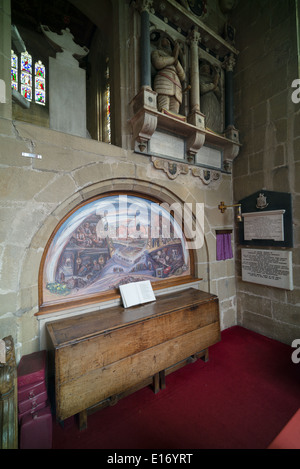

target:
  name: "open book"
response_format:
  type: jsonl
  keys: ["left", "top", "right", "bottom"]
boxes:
{"left": 119, "top": 280, "right": 156, "bottom": 308}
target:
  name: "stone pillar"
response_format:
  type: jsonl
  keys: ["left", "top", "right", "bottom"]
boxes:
{"left": 223, "top": 51, "right": 240, "bottom": 169}
{"left": 224, "top": 53, "right": 236, "bottom": 130}
{"left": 140, "top": 0, "right": 152, "bottom": 88}
{"left": 222, "top": 55, "right": 240, "bottom": 171}
{"left": 187, "top": 28, "right": 205, "bottom": 130}
{"left": 129, "top": 0, "right": 157, "bottom": 151}
{"left": 188, "top": 28, "right": 200, "bottom": 113}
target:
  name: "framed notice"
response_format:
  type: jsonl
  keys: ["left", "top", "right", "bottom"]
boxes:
{"left": 242, "top": 248, "right": 293, "bottom": 290}
{"left": 239, "top": 190, "right": 293, "bottom": 247}
{"left": 243, "top": 210, "right": 285, "bottom": 242}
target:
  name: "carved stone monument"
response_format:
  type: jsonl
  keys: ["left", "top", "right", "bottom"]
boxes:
{"left": 151, "top": 36, "right": 186, "bottom": 115}
{"left": 130, "top": 0, "right": 240, "bottom": 170}
{"left": 41, "top": 25, "right": 89, "bottom": 138}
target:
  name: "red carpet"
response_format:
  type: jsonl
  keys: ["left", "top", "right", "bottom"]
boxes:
{"left": 51, "top": 326, "right": 300, "bottom": 450}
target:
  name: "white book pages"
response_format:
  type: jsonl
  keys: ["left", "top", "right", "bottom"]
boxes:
{"left": 119, "top": 280, "right": 156, "bottom": 308}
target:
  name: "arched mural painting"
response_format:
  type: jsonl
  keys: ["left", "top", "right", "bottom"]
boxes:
{"left": 39, "top": 192, "right": 195, "bottom": 311}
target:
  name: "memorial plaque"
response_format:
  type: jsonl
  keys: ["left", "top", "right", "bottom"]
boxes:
{"left": 243, "top": 210, "right": 285, "bottom": 242}
{"left": 149, "top": 130, "right": 185, "bottom": 160}
{"left": 195, "top": 144, "right": 223, "bottom": 169}
{"left": 239, "top": 190, "right": 293, "bottom": 247}
{"left": 242, "top": 248, "right": 293, "bottom": 290}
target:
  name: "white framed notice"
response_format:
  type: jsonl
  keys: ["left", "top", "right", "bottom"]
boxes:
{"left": 242, "top": 210, "right": 285, "bottom": 242}
{"left": 242, "top": 248, "right": 293, "bottom": 290}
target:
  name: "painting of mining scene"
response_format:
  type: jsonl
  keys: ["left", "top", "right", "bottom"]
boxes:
{"left": 42, "top": 194, "right": 191, "bottom": 304}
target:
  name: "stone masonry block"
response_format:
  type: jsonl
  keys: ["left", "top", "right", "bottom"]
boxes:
{"left": 0, "top": 167, "right": 56, "bottom": 202}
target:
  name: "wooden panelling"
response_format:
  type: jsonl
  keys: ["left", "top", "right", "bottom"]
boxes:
{"left": 58, "top": 323, "right": 219, "bottom": 419}
{"left": 55, "top": 300, "right": 218, "bottom": 384}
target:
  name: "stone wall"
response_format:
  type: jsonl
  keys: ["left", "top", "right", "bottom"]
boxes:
{"left": 0, "top": 118, "right": 237, "bottom": 360}
{"left": 0, "top": 0, "right": 241, "bottom": 361}
{"left": 232, "top": 0, "right": 300, "bottom": 344}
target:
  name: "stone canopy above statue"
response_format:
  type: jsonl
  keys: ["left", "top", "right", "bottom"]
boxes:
{"left": 175, "top": 0, "right": 237, "bottom": 44}
{"left": 149, "top": 0, "right": 238, "bottom": 56}
{"left": 183, "top": 0, "right": 237, "bottom": 40}
{"left": 130, "top": 0, "right": 240, "bottom": 172}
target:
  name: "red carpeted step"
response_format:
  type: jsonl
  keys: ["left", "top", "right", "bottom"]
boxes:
{"left": 51, "top": 326, "right": 300, "bottom": 449}
{"left": 268, "top": 409, "right": 300, "bottom": 449}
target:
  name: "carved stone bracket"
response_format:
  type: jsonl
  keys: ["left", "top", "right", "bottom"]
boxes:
{"left": 130, "top": 87, "right": 158, "bottom": 152}
{"left": 186, "top": 128, "right": 206, "bottom": 161}
{"left": 151, "top": 156, "right": 189, "bottom": 179}
{"left": 223, "top": 136, "right": 240, "bottom": 172}
{"left": 197, "top": 125, "right": 241, "bottom": 172}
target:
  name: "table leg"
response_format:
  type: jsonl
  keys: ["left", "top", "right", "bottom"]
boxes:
{"left": 159, "top": 370, "right": 166, "bottom": 390}
{"left": 79, "top": 409, "right": 87, "bottom": 431}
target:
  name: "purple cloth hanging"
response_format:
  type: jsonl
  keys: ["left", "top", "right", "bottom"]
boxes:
{"left": 216, "top": 233, "right": 233, "bottom": 261}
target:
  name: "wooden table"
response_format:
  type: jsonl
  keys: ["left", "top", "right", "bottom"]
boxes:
{"left": 46, "top": 288, "right": 220, "bottom": 429}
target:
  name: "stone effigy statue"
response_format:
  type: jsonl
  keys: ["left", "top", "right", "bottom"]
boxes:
{"left": 151, "top": 37, "right": 186, "bottom": 114}
{"left": 200, "top": 61, "right": 222, "bottom": 133}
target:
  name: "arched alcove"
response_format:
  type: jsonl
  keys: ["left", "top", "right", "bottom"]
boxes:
{"left": 38, "top": 182, "right": 204, "bottom": 314}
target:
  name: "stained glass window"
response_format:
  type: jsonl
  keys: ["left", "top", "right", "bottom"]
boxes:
{"left": 11, "top": 50, "right": 46, "bottom": 105}
{"left": 21, "top": 51, "right": 32, "bottom": 101}
{"left": 11, "top": 50, "right": 18, "bottom": 91}
{"left": 35, "top": 60, "right": 46, "bottom": 105}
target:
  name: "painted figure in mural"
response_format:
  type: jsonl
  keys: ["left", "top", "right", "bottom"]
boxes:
{"left": 151, "top": 37, "right": 186, "bottom": 114}
{"left": 200, "top": 61, "right": 222, "bottom": 133}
